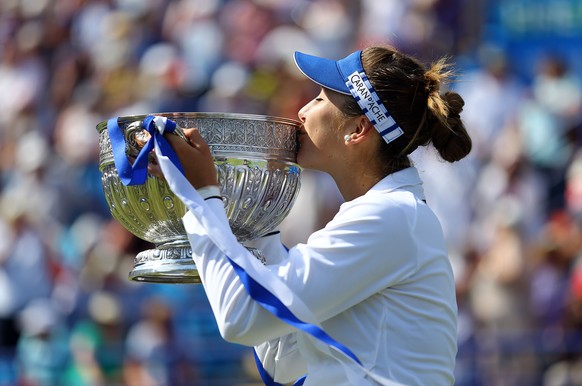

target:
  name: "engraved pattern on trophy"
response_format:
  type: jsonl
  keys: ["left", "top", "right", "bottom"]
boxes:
{"left": 97, "top": 113, "right": 301, "bottom": 283}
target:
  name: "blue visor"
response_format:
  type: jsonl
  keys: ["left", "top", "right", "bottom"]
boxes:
{"left": 294, "top": 51, "right": 355, "bottom": 95}
{"left": 294, "top": 50, "right": 405, "bottom": 144}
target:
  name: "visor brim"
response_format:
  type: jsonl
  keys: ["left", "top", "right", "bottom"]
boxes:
{"left": 294, "top": 51, "right": 351, "bottom": 95}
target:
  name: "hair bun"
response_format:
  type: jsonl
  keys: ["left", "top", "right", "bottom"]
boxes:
{"left": 429, "top": 91, "right": 472, "bottom": 162}
{"left": 443, "top": 92, "right": 463, "bottom": 119}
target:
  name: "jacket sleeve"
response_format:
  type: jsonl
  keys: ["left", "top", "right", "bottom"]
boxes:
{"left": 184, "top": 198, "right": 300, "bottom": 346}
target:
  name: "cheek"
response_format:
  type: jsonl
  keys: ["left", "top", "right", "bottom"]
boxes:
{"left": 296, "top": 106, "right": 342, "bottom": 167}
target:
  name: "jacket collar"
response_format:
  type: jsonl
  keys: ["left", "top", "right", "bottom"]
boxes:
{"left": 369, "top": 167, "right": 426, "bottom": 201}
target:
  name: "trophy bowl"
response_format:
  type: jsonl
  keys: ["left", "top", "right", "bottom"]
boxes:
{"left": 97, "top": 112, "right": 301, "bottom": 284}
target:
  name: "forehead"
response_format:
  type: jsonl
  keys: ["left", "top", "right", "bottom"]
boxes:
{"left": 322, "top": 88, "right": 350, "bottom": 110}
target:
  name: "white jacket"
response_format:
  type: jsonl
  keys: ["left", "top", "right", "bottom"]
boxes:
{"left": 160, "top": 146, "right": 457, "bottom": 386}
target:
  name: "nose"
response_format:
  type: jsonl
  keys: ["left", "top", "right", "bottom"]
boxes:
{"left": 298, "top": 104, "right": 308, "bottom": 123}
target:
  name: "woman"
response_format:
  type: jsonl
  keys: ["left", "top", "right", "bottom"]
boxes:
{"left": 153, "top": 46, "right": 472, "bottom": 385}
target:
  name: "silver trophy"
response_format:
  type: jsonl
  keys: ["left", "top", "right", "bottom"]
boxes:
{"left": 97, "top": 113, "right": 301, "bottom": 283}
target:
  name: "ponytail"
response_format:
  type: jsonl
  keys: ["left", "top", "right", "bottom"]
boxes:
{"left": 424, "top": 59, "right": 472, "bottom": 162}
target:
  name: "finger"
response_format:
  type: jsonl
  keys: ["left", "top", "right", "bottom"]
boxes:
{"left": 163, "top": 131, "right": 191, "bottom": 150}
{"left": 183, "top": 128, "right": 206, "bottom": 147}
{"left": 147, "top": 163, "right": 165, "bottom": 180}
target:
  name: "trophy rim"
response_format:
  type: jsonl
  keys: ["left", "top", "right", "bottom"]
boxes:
{"left": 96, "top": 112, "right": 302, "bottom": 133}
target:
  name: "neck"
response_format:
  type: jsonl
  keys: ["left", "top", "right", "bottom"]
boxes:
{"left": 328, "top": 160, "right": 386, "bottom": 201}
{"left": 320, "top": 132, "right": 410, "bottom": 201}
{"left": 327, "top": 155, "right": 413, "bottom": 201}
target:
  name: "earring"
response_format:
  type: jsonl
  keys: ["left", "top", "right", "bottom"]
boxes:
{"left": 344, "top": 134, "right": 352, "bottom": 142}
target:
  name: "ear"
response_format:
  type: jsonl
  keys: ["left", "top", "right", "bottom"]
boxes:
{"left": 348, "top": 116, "right": 375, "bottom": 143}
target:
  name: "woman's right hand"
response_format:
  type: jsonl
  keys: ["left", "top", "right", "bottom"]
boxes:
{"left": 149, "top": 128, "right": 219, "bottom": 189}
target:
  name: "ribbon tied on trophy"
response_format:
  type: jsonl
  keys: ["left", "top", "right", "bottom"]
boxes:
{"left": 107, "top": 115, "right": 184, "bottom": 186}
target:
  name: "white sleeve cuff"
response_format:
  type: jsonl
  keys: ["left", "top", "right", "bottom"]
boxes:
{"left": 197, "top": 185, "right": 222, "bottom": 200}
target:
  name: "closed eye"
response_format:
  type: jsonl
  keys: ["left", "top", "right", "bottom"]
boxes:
{"left": 314, "top": 89, "right": 325, "bottom": 102}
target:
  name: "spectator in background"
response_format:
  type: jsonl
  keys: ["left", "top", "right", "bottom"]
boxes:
{"left": 0, "top": 194, "right": 54, "bottom": 386}
{"left": 566, "top": 150, "right": 582, "bottom": 223}
{"left": 16, "top": 299, "right": 69, "bottom": 386}
{"left": 517, "top": 54, "right": 582, "bottom": 213}
{"left": 454, "top": 44, "right": 526, "bottom": 163}
{"left": 123, "top": 297, "right": 180, "bottom": 386}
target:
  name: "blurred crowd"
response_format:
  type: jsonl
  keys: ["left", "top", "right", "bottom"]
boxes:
{"left": 0, "top": 0, "right": 581, "bottom": 385}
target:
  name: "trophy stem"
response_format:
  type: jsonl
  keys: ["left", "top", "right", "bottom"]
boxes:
{"left": 129, "top": 241, "right": 268, "bottom": 284}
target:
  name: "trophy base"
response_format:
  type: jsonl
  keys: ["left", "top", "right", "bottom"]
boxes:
{"left": 129, "top": 246, "right": 201, "bottom": 284}
{"left": 129, "top": 245, "right": 267, "bottom": 284}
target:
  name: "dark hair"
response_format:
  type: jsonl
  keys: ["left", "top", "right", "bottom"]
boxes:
{"left": 340, "top": 46, "right": 472, "bottom": 173}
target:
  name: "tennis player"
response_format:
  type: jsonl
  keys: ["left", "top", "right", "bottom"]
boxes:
{"left": 152, "top": 46, "right": 472, "bottom": 385}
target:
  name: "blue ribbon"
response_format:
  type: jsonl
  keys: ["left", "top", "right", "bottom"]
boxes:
{"left": 229, "top": 256, "right": 361, "bottom": 384}
{"left": 106, "top": 114, "right": 362, "bottom": 384}
{"left": 107, "top": 115, "right": 184, "bottom": 186}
